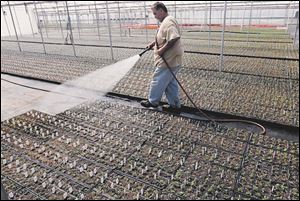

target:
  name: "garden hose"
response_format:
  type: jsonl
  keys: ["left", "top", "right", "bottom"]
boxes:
{"left": 159, "top": 55, "right": 266, "bottom": 135}
{"left": 139, "top": 47, "right": 151, "bottom": 57}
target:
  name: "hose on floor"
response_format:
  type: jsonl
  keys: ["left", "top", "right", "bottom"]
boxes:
{"left": 160, "top": 56, "right": 266, "bottom": 135}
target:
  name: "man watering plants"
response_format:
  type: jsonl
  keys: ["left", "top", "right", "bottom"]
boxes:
{"left": 140, "top": 2, "right": 184, "bottom": 113}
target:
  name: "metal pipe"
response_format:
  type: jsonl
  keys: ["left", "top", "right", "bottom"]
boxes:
{"left": 54, "top": 5, "right": 59, "bottom": 31}
{"left": 258, "top": 6, "right": 262, "bottom": 25}
{"left": 3, "top": 1, "right": 296, "bottom": 11}
{"left": 284, "top": 4, "right": 289, "bottom": 27}
{"left": 36, "top": 5, "right": 297, "bottom": 15}
{"left": 39, "top": 3, "right": 49, "bottom": 38}
{"left": 7, "top": 1, "right": 21, "bottom": 52}
{"left": 285, "top": 3, "right": 291, "bottom": 33}
{"left": 74, "top": 1, "right": 81, "bottom": 39}
{"left": 247, "top": 1, "right": 253, "bottom": 44}
{"left": 208, "top": 1, "right": 212, "bottom": 48}
{"left": 229, "top": 1, "right": 232, "bottom": 29}
{"left": 144, "top": 1, "right": 149, "bottom": 43}
{"left": 106, "top": 1, "right": 114, "bottom": 61}
{"left": 294, "top": 11, "right": 299, "bottom": 46}
{"left": 240, "top": 6, "right": 246, "bottom": 31}
{"left": 25, "top": 3, "right": 35, "bottom": 37}
{"left": 94, "top": 1, "right": 101, "bottom": 40}
{"left": 117, "top": 1, "right": 122, "bottom": 38}
{"left": 56, "top": 2, "right": 64, "bottom": 39}
{"left": 13, "top": 5, "right": 22, "bottom": 36}
{"left": 219, "top": 1, "right": 227, "bottom": 72}
{"left": 204, "top": 1, "right": 208, "bottom": 29}
{"left": 65, "top": 1, "right": 77, "bottom": 57}
{"left": 33, "top": 1, "right": 46, "bottom": 54}
{"left": 129, "top": 8, "right": 132, "bottom": 36}
{"left": 256, "top": 5, "right": 262, "bottom": 40}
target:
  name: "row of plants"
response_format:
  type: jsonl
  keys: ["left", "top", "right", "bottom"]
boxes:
{"left": 237, "top": 158, "right": 299, "bottom": 200}
{"left": 1, "top": 49, "right": 112, "bottom": 83}
{"left": 1, "top": 100, "right": 299, "bottom": 199}
{"left": 1, "top": 145, "right": 90, "bottom": 200}
{"left": 250, "top": 132, "right": 299, "bottom": 155}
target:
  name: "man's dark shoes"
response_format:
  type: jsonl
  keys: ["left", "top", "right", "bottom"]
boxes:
{"left": 162, "top": 105, "right": 181, "bottom": 114}
{"left": 140, "top": 100, "right": 158, "bottom": 108}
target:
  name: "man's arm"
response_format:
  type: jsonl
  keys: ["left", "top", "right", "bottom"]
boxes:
{"left": 146, "top": 41, "right": 156, "bottom": 49}
{"left": 156, "top": 37, "right": 180, "bottom": 56}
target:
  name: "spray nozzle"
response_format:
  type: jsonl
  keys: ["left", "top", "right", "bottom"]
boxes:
{"left": 139, "top": 47, "right": 151, "bottom": 57}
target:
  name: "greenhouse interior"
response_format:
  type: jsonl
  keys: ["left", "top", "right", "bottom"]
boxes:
{"left": 1, "top": 1, "right": 299, "bottom": 200}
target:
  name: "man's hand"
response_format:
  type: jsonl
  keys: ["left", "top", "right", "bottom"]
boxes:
{"left": 146, "top": 41, "right": 155, "bottom": 50}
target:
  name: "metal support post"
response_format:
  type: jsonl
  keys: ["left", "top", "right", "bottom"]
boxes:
{"left": 7, "top": 1, "right": 22, "bottom": 51}
{"left": 144, "top": 1, "right": 149, "bottom": 43}
{"left": 65, "top": 1, "right": 77, "bottom": 57}
{"left": 94, "top": 1, "right": 101, "bottom": 40}
{"left": 106, "top": 1, "right": 114, "bottom": 61}
{"left": 240, "top": 6, "right": 246, "bottom": 31}
{"left": 294, "top": 12, "right": 299, "bottom": 46}
{"left": 208, "top": 1, "right": 212, "bottom": 48}
{"left": 229, "top": 1, "right": 232, "bottom": 29}
{"left": 286, "top": 4, "right": 291, "bottom": 33}
{"left": 204, "top": 1, "right": 208, "bottom": 30}
{"left": 74, "top": 1, "right": 81, "bottom": 39}
{"left": 258, "top": 7, "right": 262, "bottom": 25}
{"left": 40, "top": 3, "right": 49, "bottom": 38}
{"left": 117, "top": 1, "right": 122, "bottom": 38}
{"left": 219, "top": 1, "right": 227, "bottom": 72}
{"left": 33, "top": 1, "right": 46, "bottom": 54}
{"left": 247, "top": 1, "right": 253, "bottom": 44}
{"left": 56, "top": 2, "right": 64, "bottom": 39}
{"left": 25, "top": 3, "right": 35, "bottom": 37}
{"left": 13, "top": 5, "right": 22, "bottom": 36}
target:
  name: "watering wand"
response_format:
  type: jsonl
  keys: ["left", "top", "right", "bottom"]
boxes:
{"left": 139, "top": 47, "right": 151, "bottom": 57}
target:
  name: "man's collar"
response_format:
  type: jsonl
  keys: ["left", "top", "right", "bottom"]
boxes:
{"left": 161, "top": 14, "right": 169, "bottom": 22}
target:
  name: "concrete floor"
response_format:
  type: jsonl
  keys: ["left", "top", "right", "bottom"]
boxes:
{"left": 1, "top": 74, "right": 87, "bottom": 121}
